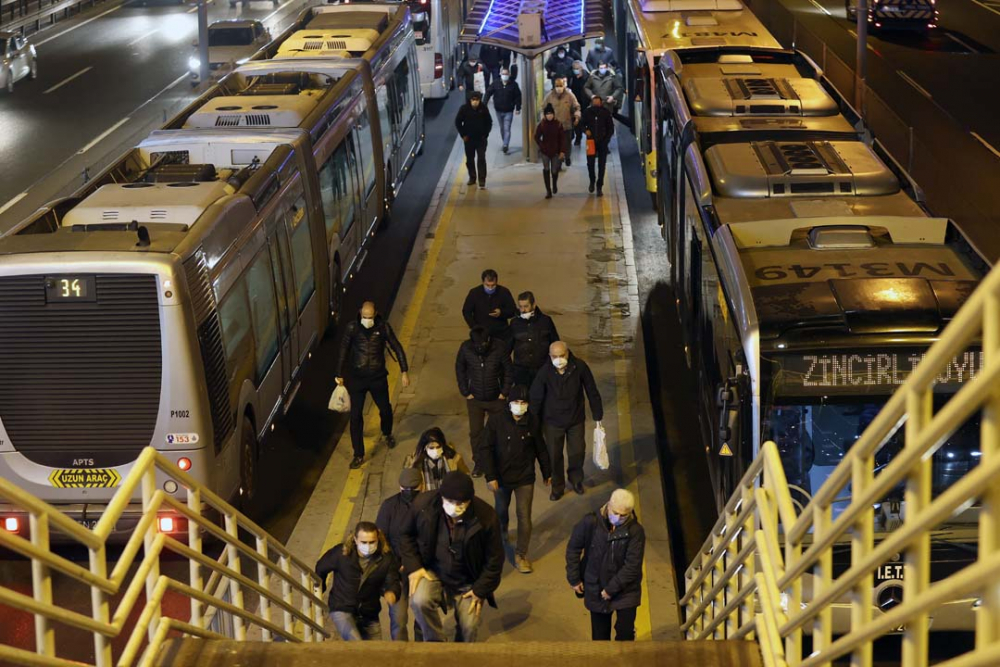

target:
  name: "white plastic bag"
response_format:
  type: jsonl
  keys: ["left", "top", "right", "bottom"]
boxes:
{"left": 328, "top": 384, "right": 351, "bottom": 413}
{"left": 473, "top": 70, "right": 486, "bottom": 94}
{"left": 592, "top": 421, "right": 609, "bottom": 470}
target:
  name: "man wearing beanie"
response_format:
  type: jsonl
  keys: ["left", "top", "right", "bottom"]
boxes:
{"left": 400, "top": 470, "right": 504, "bottom": 642}
{"left": 376, "top": 468, "right": 424, "bottom": 640}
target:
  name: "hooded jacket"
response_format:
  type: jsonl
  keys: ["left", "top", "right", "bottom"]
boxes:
{"left": 544, "top": 50, "right": 578, "bottom": 81}
{"left": 510, "top": 307, "right": 560, "bottom": 371}
{"left": 315, "top": 534, "right": 401, "bottom": 617}
{"left": 585, "top": 46, "right": 619, "bottom": 71}
{"left": 399, "top": 490, "right": 505, "bottom": 605}
{"left": 456, "top": 338, "right": 513, "bottom": 401}
{"left": 479, "top": 409, "right": 551, "bottom": 488}
{"left": 529, "top": 353, "right": 604, "bottom": 428}
{"left": 336, "top": 314, "right": 408, "bottom": 379}
{"left": 565, "top": 506, "right": 646, "bottom": 612}
{"left": 584, "top": 70, "right": 625, "bottom": 108}
{"left": 541, "top": 88, "right": 581, "bottom": 130}
{"left": 455, "top": 102, "right": 493, "bottom": 142}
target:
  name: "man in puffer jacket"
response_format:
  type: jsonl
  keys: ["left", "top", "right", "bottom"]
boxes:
{"left": 565, "top": 489, "right": 646, "bottom": 641}
{"left": 541, "top": 78, "right": 581, "bottom": 166}
{"left": 336, "top": 301, "right": 409, "bottom": 469}
{"left": 456, "top": 326, "right": 513, "bottom": 477}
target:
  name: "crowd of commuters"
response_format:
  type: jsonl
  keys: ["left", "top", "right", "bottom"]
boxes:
{"left": 325, "top": 261, "right": 645, "bottom": 643}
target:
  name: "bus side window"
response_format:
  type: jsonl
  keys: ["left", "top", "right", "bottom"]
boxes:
{"left": 218, "top": 280, "right": 254, "bottom": 385}
{"left": 285, "top": 196, "right": 315, "bottom": 311}
{"left": 245, "top": 248, "right": 280, "bottom": 382}
{"left": 354, "top": 100, "right": 377, "bottom": 197}
{"left": 376, "top": 85, "right": 393, "bottom": 152}
{"left": 391, "top": 58, "right": 414, "bottom": 130}
{"left": 337, "top": 140, "right": 357, "bottom": 236}
{"left": 268, "top": 241, "right": 290, "bottom": 341}
{"left": 344, "top": 135, "right": 360, "bottom": 230}
{"left": 317, "top": 143, "right": 356, "bottom": 241}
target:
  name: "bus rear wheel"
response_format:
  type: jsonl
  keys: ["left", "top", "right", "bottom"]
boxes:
{"left": 239, "top": 416, "right": 258, "bottom": 507}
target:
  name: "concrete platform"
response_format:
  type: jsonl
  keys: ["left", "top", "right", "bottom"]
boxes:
{"left": 283, "top": 108, "right": 681, "bottom": 642}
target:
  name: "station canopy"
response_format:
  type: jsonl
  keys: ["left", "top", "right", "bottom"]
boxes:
{"left": 459, "top": 0, "right": 605, "bottom": 58}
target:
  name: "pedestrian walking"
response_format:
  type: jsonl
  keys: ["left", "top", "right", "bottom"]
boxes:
{"left": 565, "top": 489, "right": 646, "bottom": 641}
{"left": 456, "top": 326, "right": 513, "bottom": 478}
{"left": 569, "top": 61, "right": 591, "bottom": 146}
{"left": 478, "top": 385, "right": 551, "bottom": 574}
{"left": 544, "top": 45, "right": 577, "bottom": 84}
{"left": 583, "top": 63, "right": 624, "bottom": 116}
{"left": 457, "top": 54, "right": 485, "bottom": 101}
{"left": 534, "top": 104, "right": 567, "bottom": 199}
{"left": 541, "top": 78, "right": 580, "bottom": 166}
{"left": 585, "top": 37, "right": 619, "bottom": 71}
{"left": 483, "top": 67, "right": 521, "bottom": 154}
{"left": 405, "top": 427, "right": 471, "bottom": 491}
{"left": 529, "top": 341, "right": 603, "bottom": 499}
{"left": 580, "top": 94, "right": 615, "bottom": 197}
{"left": 478, "top": 44, "right": 508, "bottom": 90}
{"left": 401, "top": 471, "right": 505, "bottom": 642}
{"left": 455, "top": 91, "right": 493, "bottom": 189}
{"left": 335, "top": 302, "right": 409, "bottom": 469}
{"left": 376, "top": 468, "right": 424, "bottom": 641}
{"left": 462, "top": 268, "right": 517, "bottom": 342}
{"left": 510, "top": 291, "right": 561, "bottom": 387}
{"left": 316, "top": 521, "right": 401, "bottom": 641}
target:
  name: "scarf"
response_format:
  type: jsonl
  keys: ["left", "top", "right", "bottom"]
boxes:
{"left": 421, "top": 456, "right": 452, "bottom": 491}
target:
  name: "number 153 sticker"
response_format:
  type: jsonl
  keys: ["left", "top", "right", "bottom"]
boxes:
{"left": 167, "top": 433, "right": 200, "bottom": 445}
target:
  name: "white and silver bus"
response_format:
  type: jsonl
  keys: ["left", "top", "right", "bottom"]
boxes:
{"left": 405, "top": 0, "right": 464, "bottom": 99}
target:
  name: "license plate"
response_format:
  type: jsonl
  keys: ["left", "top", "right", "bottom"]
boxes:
{"left": 49, "top": 468, "right": 122, "bottom": 489}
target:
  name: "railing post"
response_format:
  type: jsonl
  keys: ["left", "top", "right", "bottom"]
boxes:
{"left": 725, "top": 512, "right": 740, "bottom": 639}
{"left": 224, "top": 511, "right": 247, "bottom": 641}
{"left": 89, "top": 543, "right": 112, "bottom": 667}
{"left": 742, "top": 481, "right": 756, "bottom": 641}
{"left": 811, "top": 502, "right": 833, "bottom": 655}
{"left": 281, "top": 555, "right": 295, "bottom": 635}
{"left": 141, "top": 466, "right": 162, "bottom": 644}
{"left": 850, "top": 453, "right": 874, "bottom": 667}
{"left": 256, "top": 535, "right": 272, "bottom": 642}
{"left": 300, "top": 570, "right": 314, "bottom": 642}
{"left": 902, "top": 388, "right": 932, "bottom": 667}
{"left": 187, "top": 488, "right": 204, "bottom": 630}
{"left": 29, "top": 512, "right": 55, "bottom": 658}
{"left": 977, "top": 291, "right": 1000, "bottom": 647}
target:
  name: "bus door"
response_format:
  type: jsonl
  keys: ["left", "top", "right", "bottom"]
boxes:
{"left": 272, "top": 222, "right": 300, "bottom": 381}
{"left": 389, "top": 55, "right": 418, "bottom": 171}
{"left": 353, "top": 93, "right": 381, "bottom": 235}
{"left": 284, "top": 189, "right": 319, "bottom": 364}
{"left": 376, "top": 83, "right": 398, "bottom": 193}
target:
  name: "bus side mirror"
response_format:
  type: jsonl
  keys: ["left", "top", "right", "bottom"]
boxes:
{"left": 717, "top": 380, "right": 740, "bottom": 456}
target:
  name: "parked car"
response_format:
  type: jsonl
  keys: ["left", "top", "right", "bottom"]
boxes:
{"left": 1, "top": 32, "right": 37, "bottom": 93}
{"left": 189, "top": 19, "right": 270, "bottom": 85}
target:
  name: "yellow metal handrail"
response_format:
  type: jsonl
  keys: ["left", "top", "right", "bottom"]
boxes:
{"left": 683, "top": 257, "right": 1000, "bottom": 667}
{"left": 0, "top": 448, "right": 328, "bottom": 667}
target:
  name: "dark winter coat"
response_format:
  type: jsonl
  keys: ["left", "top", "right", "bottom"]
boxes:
{"left": 462, "top": 284, "right": 517, "bottom": 338}
{"left": 584, "top": 70, "right": 625, "bottom": 109}
{"left": 376, "top": 491, "right": 416, "bottom": 557}
{"left": 544, "top": 50, "right": 579, "bottom": 81}
{"left": 569, "top": 71, "right": 591, "bottom": 113}
{"left": 315, "top": 539, "right": 401, "bottom": 618}
{"left": 529, "top": 353, "right": 604, "bottom": 428}
{"left": 565, "top": 508, "right": 646, "bottom": 613}
{"left": 581, "top": 105, "right": 615, "bottom": 148}
{"left": 399, "top": 490, "right": 505, "bottom": 606}
{"left": 479, "top": 410, "right": 551, "bottom": 488}
{"left": 478, "top": 44, "right": 510, "bottom": 70}
{"left": 484, "top": 79, "right": 522, "bottom": 113}
{"left": 336, "top": 314, "right": 408, "bottom": 379}
{"left": 457, "top": 59, "right": 484, "bottom": 91}
{"left": 585, "top": 47, "right": 618, "bottom": 71}
{"left": 510, "top": 308, "right": 560, "bottom": 371}
{"left": 456, "top": 339, "right": 513, "bottom": 402}
{"left": 534, "top": 118, "right": 568, "bottom": 158}
{"left": 455, "top": 103, "right": 493, "bottom": 143}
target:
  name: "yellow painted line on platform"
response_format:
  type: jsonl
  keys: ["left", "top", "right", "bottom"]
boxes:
{"left": 320, "top": 162, "right": 465, "bottom": 555}
{"left": 600, "top": 174, "right": 652, "bottom": 641}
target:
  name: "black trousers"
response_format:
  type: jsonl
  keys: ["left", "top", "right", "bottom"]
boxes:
{"left": 587, "top": 146, "right": 609, "bottom": 188}
{"left": 467, "top": 398, "right": 504, "bottom": 466}
{"left": 512, "top": 364, "right": 540, "bottom": 389}
{"left": 544, "top": 422, "right": 585, "bottom": 494}
{"left": 464, "top": 139, "right": 488, "bottom": 183}
{"left": 348, "top": 375, "right": 393, "bottom": 458}
{"left": 590, "top": 607, "right": 637, "bottom": 641}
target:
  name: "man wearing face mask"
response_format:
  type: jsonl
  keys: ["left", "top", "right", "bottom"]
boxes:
{"left": 580, "top": 94, "right": 615, "bottom": 197}
{"left": 316, "top": 521, "right": 400, "bottom": 641}
{"left": 376, "top": 468, "right": 424, "bottom": 641}
{"left": 510, "top": 291, "right": 561, "bottom": 388}
{"left": 456, "top": 326, "right": 513, "bottom": 478}
{"left": 544, "top": 45, "right": 578, "bottom": 84}
{"left": 478, "top": 385, "right": 551, "bottom": 574}
{"left": 541, "top": 77, "right": 581, "bottom": 167}
{"left": 583, "top": 62, "right": 625, "bottom": 116}
{"left": 401, "top": 471, "right": 504, "bottom": 642}
{"left": 565, "top": 489, "right": 646, "bottom": 641}
{"left": 569, "top": 60, "right": 591, "bottom": 147}
{"left": 462, "top": 269, "right": 517, "bottom": 343}
{"left": 483, "top": 67, "right": 521, "bottom": 155}
{"left": 529, "top": 341, "right": 603, "bottom": 499}
{"left": 457, "top": 53, "right": 484, "bottom": 101}
{"left": 336, "top": 302, "right": 409, "bottom": 469}
{"left": 585, "top": 37, "right": 618, "bottom": 72}
{"left": 454, "top": 91, "right": 493, "bottom": 189}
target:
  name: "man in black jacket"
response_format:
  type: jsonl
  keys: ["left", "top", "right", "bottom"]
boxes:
{"left": 316, "top": 521, "right": 401, "bottom": 641}
{"left": 336, "top": 302, "right": 409, "bottom": 469}
{"left": 376, "top": 467, "right": 423, "bottom": 641}
{"left": 544, "top": 45, "right": 578, "bottom": 84}
{"left": 462, "top": 268, "right": 517, "bottom": 343}
{"left": 483, "top": 67, "right": 521, "bottom": 154}
{"left": 456, "top": 54, "right": 484, "bottom": 101}
{"left": 510, "top": 290, "right": 561, "bottom": 387}
{"left": 569, "top": 61, "right": 591, "bottom": 146}
{"left": 565, "top": 489, "right": 646, "bottom": 641}
{"left": 455, "top": 91, "right": 493, "bottom": 188}
{"left": 478, "top": 385, "right": 551, "bottom": 574}
{"left": 529, "top": 341, "right": 603, "bottom": 499}
{"left": 456, "top": 326, "right": 513, "bottom": 477}
{"left": 402, "top": 471, "right": 504, "bottom": 642}
{"left": 478, "top": 44, "right": 509, "bottom": 89}
{"left": 581, "top": 95, "right": 615, "bottom": 196}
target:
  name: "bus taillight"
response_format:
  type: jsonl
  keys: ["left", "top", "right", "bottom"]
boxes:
{"left": 434, "top": 53, "right": 444, "bottom": 79}
{"left": 3, "top": 517, "right": 19, "bottom": 533}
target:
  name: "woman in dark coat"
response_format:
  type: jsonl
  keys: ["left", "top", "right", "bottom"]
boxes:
{"left": 534, "top": 103, "right": 568, "bottom": 199}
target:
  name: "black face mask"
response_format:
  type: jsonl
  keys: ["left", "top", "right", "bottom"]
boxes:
{"left": 400, "top": 488, "right": 419, "bottom": 503}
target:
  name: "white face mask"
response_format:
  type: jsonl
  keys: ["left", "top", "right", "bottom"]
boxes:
{"left": 599, "top": 66, "right": 608, "bottom": 75}
{"left": 552, "top": 356, "right": 568, "bottom": 369}
{"left": 426, "top": 446, "right": 443, "bottom": 461}
{"left": 520, "top": 309, "right": 534, "bottom": 319}
{"left": 608, "top": 511, "right": 628, "bottom": 526}
{"left": 501, "top": 74, "right": 509, "bottom": 82}
{"left": 555, "top": 86, "right": 566, "bottom": 94}
{"left": 442, "top": 499, "right": 470, "bottom": 518}
{"left": 510, "top": 401, "right": 528, "bottom": 416}
{"left": 357, "top": 542, "right": 378, "bottom": 557}
{"left": 360, "top": 317, "right": 375, "bottom": 329}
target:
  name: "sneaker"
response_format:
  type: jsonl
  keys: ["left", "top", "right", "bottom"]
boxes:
{"left": 467, "top": 178, "right": 476, "bottom": 186}
{"left": 479, "top": 182, "right": 487, "bottom": 190}
{"left": 515, "top": 555, "right": 534, "bottom": 574}
{"left": 589, "top": 182, "right": 595, "bottom": 193}
{"left": 502, "top": 146, "right": 509, "bottom": 154}
{"left": 549, "top": 491, "right": 563, "bottom": 501}
{"left": 472, "top": 468, "right": 484, "bottom": 478}
{"left": 349, "top": 456, "right": 364, "bottom": 469}
{"left": 573, "top": 482, "right": 585, "bottom": 495}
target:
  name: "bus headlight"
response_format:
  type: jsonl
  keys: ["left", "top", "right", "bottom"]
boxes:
{"left": 188, "top": 56, "right": 200, "bottom": 72}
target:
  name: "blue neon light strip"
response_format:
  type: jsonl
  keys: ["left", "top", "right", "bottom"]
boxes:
{"left": 478, "top": 0, "right": 498, "bottom": 34}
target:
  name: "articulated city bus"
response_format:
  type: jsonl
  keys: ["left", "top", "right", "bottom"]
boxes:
{"left": 655, "top": 43, "right": 989, "bottom": 630}
{"left": 406, "top": 0, "right": 464, "bottom": 98}
{"left": 617, "top": 0, "right": 780, "bottom": 205}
